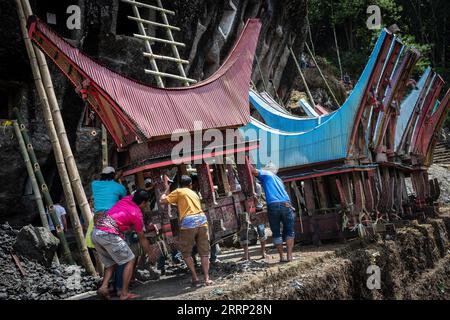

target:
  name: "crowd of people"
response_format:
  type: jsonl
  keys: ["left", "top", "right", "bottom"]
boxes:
{"left": 48, "top": 164, "right": 296, "bottom": 300}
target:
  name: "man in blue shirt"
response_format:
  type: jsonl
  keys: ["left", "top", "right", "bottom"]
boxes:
{"left": 86, "top": 166, "right": 127, "bottom": 295}
{"left": 252, "top": 167, "right": 295, "bottom": 262}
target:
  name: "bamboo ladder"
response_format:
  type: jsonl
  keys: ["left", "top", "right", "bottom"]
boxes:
{"left": 121, "top": 0, "right": 196, "bottom": 259}
{"left": 121, "top": 0, "right": 197, "bottom": 87}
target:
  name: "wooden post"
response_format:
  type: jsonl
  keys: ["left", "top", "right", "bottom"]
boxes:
{"left": 101, "top": 125, "right": 108, "bottom": 168}
{"left": 304, "top": 179, "right": 321, "bottom": 245}
{"left": 21, "top": 0, "right": 93, "bottom": 227}
{"left": 16, "top": 0, "right": 95, "bottom": 273}
{"left": 217, "top": 164, "right": 231, "bottom": 195}
{"left": 316, "top": 177, "right": 329, "bottom": 209}
{"left": 12, "top": 120, "right": 48, "bottom": 229}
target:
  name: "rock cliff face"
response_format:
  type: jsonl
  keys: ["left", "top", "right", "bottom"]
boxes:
{"left": 0, "top": 0, "right": 307, "bottom": 224}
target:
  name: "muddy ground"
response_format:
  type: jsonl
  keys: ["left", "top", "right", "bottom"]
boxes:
{"left": 72, "top": 209, "right": 450, "bottom": 300}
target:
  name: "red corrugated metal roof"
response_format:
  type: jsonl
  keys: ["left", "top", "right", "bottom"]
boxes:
{"left": 27, "top": 17, "right": 261, "bottom": 148}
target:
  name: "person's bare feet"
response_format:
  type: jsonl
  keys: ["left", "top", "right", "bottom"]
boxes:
{"left": 97, "top": 287, "right": 111, "bottom": 300}
{"left": 191, "top": 278, "right": 200, "bottom": 287}
{"left": 120, "top": 292, "right": 140, "bottom": 300}
{"left": 204, "top": 279, "right": 214, "bottom": 286}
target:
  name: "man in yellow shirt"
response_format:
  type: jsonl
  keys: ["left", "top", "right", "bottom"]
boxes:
{"left": 160, "top": 175, "right": 213, "bottom": 286}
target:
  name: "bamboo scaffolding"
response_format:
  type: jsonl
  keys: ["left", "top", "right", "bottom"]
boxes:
{"left": 14, "top": 109, "right": 95, "bottom": 273}
{"left": 155, "top": 0, "right": 190, "bottom": 87}
{"left": 12, "top": 121, "right": 48, "bottom": 229}
{"left": 13, "top": 119, "right": 73, "bottom": 263}
{"left": 21, "top": 0, "right": 93, "bottom": 228}
{"left": 16, "top": 0, "right": 95, "bottom": 273}
{"left": 125, "top": 0, "right": 194, "bottom": 86}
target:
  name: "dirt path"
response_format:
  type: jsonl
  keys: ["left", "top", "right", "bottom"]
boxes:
{"left": 71, "top": 213, "right": 450, "bottom": 300}
{"left": 71, "top": 242, "right": 346, "bottom": 300}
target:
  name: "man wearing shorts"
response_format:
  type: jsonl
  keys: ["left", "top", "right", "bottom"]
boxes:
{"left": 252, "top": 167, "right": 295, "bottom": 262}
{"left": 91, "top": 189, "right": 157, "bottom": 300}
{"left": 160, "top": 175, "right": 213, "bottom": 286}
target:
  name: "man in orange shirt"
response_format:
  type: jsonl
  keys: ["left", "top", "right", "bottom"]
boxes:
{"left": 160, "top": 175, "right": 213, "bottom": 287}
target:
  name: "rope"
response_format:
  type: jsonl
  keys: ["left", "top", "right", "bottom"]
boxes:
{"left": 330, "top": 2, "right": 344, "bottom": 81}
{"left": 304, "top": 42, "right": 341, "bottom": 107}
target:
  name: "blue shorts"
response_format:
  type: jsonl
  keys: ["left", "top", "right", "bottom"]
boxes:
{"left": 267, "top": 202, "right": 295, "bottom": 245}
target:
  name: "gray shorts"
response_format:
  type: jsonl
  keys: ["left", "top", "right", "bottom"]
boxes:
{"left": 91, "top": 229, "right": 135, "bottom": 268}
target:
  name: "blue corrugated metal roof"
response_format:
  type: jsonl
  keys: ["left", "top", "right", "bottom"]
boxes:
{"left": 394, "top": 67, "right": 431, "bottom": 150}
{"left": 240, "top": 30, "right": 387, "bottom": 169}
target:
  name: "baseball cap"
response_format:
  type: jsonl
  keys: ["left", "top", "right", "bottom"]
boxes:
{"left": 144, "top": 178, "right": 152, "bottom": 185}
{"left": 101, "top": 166, "right": 115, "bottom": 174}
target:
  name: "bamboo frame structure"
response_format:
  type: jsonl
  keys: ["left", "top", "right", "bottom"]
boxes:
{"left": 14, "top": 109, "right": 95, "bottom": 273}
{"left": 16, "top": 0, "right": 95, "bottom": 273}
{"left": 123, "top": 0, "right": 196, "bottom": 86}
{"left": 12, "top": 121, "right": 48, "bottom": 229}
{"left": 21, "top": 0, "right": 93, "bottom": 227}
{"left": 13, "top": 118, "right": 73, "bottom": 263}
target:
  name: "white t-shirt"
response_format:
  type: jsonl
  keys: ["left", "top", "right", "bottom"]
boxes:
{"left": 46, "top": 204, "right": 66, "bottom": 231}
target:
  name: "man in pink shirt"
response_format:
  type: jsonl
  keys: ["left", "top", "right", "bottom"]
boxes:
{"left": 91, "top": 189, "right": 156, "bottom": 300}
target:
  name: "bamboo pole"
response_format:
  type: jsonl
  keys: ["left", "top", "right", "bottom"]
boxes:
{"left": 12, "top": 120, "right": 48, "bottom": 229}
{"left": 14, "top": 110, "right": 96, "bottom": 274}
{"left": 101, "top": 125, "right": 108, "bottom": 168}
{"left": 333, "top": 24, "right": 343, "bottom": 81}
{"left": 13, "top": 119, "right": 73, "bottom": 263}
{"left": 16, "top": 0, "right": 95, "bottom": 272}
{"left": 305, "top": 42, "right": 340, "bottom": 107}
{"left": 289, "top": 46, "right": 316, "bottom": 108}
{"left": 21, "top": 0, "right": 93, "bottom": 227}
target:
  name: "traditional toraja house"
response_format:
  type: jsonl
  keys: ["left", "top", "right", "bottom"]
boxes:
{"left": 27, "top": 16, "right": 267, "bottom": 246}
{"left": 241, "top": 30, "right": 397, "bottom": 244}
{"left": 366, "top": 37, "right": 421, "bottom": 219}
{"left": 394, "top": 67, "right": 450, "bottom": 217}
{"left": 241, "top": 29, "right": 450, "bottom": 244}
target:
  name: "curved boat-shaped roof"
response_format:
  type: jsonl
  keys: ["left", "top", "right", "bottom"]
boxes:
{"left": 240, "top": 30, "right": 388, "bottom": 169}
{"left": 394, "top": 67, "right": 432, "bottom": 151}
{"left": 27, "top": 16, "right": 261, "bottom": 148}
{"left": 249, "top": 89, "right": 333, "bottom": 133}
{"left": 250, "top": 32, "right": 404, "bottom": 137}
{"left": 422, "top": 90, "right": 450, "bottom": 165}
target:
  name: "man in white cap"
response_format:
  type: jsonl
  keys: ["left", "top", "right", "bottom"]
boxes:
{"left": 85, "top": 167, "right": 127, "bottom": 280}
